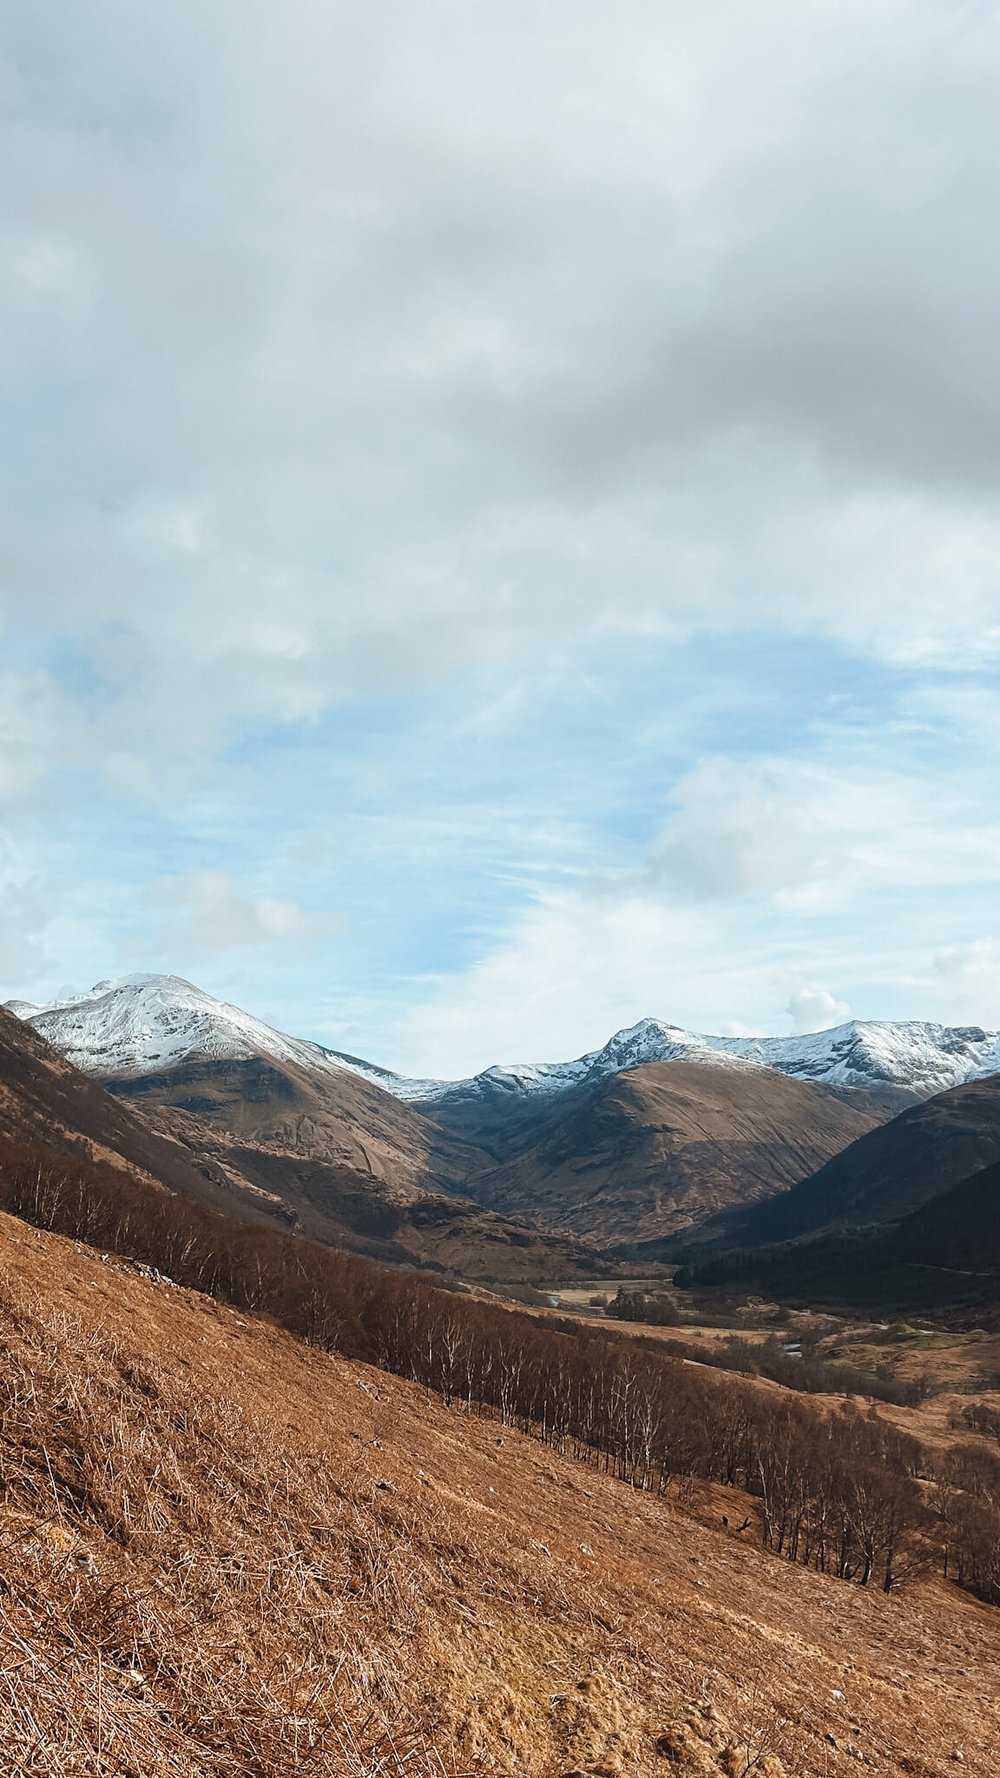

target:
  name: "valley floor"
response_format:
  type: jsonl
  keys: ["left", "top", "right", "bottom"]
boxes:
{"left": 1, "top": 1212, "right": 999, "bottom": 1776}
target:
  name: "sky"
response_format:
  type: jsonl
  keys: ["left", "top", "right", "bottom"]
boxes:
{"left": 3, "top": 0, "right": 1000, "bottom": 1078}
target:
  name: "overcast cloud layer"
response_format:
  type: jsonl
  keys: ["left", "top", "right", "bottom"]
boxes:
{"left": 3, "top": 0, "right": 1000, "bottom": 1076}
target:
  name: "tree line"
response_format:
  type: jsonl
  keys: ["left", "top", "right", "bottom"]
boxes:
{"left": 0, "top": 1133, "right": 996, "bottom": 1605}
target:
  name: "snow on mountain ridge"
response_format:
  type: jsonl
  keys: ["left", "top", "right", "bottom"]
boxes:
{"left": 8, "top": 974, "right": 1000, "bottom": 1105}
{"left": 3, "top": 973, "right": 433, "bottom": 1096}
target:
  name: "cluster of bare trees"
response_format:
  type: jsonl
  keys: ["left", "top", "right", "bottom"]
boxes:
{"left": 0, "top": 1133, "right": 992, "bottom": 1605}
{"left": 955, "top": 1399, "right": 1000, "bottom": 1443}
{"left": 934, "top": 1441, "right": 1000, "bottom": 1604}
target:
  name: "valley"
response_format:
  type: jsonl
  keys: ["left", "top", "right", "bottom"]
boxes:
{"left": 5, "top": 978, "right": 1000, "bottom": 1770}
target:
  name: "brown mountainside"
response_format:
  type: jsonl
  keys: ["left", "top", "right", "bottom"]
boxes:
{"left": 699, "top": 1073, "right": 1000, "bottom": 1254}
{"left": 0, "top": 1005, "right": 233, "bottom": 1205}
{"left": 0, "top": 1013, "right": 605, "bottom": 1280}
{"left": 104, "top": 1051, "right": 608, "bottom": 1280}
{"left": 108, "top": 1051, "right": 487, "bottom": 1195}
{"left": 2, "top": 1206, "right": 999, "bottom": 1775}
{"left": 464, "top": 1059, "right": 882, "bottom": 1250}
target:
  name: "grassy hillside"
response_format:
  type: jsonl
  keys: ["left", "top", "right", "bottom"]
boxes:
{"left": 686, "top": 1075, "right": 1000, "bottom": 1256}
{"left": 4, "top": 1208, "right": 1000, "bottom": 1775}
{"left": 460, "top": 1060, "right": 879, "bottom": 1248}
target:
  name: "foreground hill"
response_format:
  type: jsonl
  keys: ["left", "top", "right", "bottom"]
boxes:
{"left": 463, "top": 1059, "right": 880, "bottom": 1249}
{"left": 0, "top": 1006, "right": 603, "bottom": 1280}
{"left": 2, "top": 1207, "right": 999, "bottom": 1775}
{"left": 690, "top": 1075, "right": 1000, "bottom": 1256}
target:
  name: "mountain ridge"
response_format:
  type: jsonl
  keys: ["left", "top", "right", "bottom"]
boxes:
{"left": 11, "top": 972, "right": 1000, "bottom": 1106}
{"left": 0, "top": 999, "right": 605, "bottom": 1280}
{"left": 458, "top": 1058, "right": 882, "bottom": 1249}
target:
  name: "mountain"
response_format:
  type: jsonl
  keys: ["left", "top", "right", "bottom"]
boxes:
{"left": 0, "top": 997, "right": 603, "bottom": 1281}
{"left": 14, "top": 971, "right": 983, "bottom": 1260}
{"left": 414, "top": 1015, "right": 1000, "bottom": 1141}
{"left": 892, "top": 1156, "right": 1000, "bottom": 1275}
{"left": 0, "top": 1002, "right": 238, "bottom": 1206}
{"left": 5, "top": 1208, "right": 998, "bottom": 1775}
{"left": 8, "top": 971, "right": 434, "bottom": 1093}
{"left": 689, "top": 1074, "right": 1000, "bottom": 1255}
{"left": 460, "top": 1059, "right": 881, "bottom": 1249}
{"left": 15, "top": 974, "right": 1000, "bottom": 1264}
{"left": 9, "top": 976, "right": 893, "bottom": 1251}
{"left": 106, "top": 1050, "right": 606, "bottom": 1279}
{"left": 689, "top": 1154, "right": 1000, "bottom": 1326}
{"left": 13, "top": 978, "right": 1000, "bottom": 1116}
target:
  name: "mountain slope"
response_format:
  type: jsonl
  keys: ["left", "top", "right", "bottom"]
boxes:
{"left": 693, "top": 1074, "right": 1000, "bottom": 1255}
{"left": 689, "top": 1155, "right": 1000, "bottom": 1325}
{"left": 462, "top": 1059, "right": 881, "bottom": 1249}
{"left": 0, "top": 1004, "right": 603, "bottom": 1280}
{"left": 108, "top": 1051, "right": 605, "bottom": 1278}
{"left": 4, "top": 1209, "right": 1000, "bottom": 1774}
{"left": 0, "top": 1003, "right": 237, "bottom": 1205}
{"left": 893, "top": 1156, "right": 1000, "bottom": 1273}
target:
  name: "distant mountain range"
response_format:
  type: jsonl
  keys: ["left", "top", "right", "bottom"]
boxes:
{"left": 0, "top": 996, "right": 605, "bottom": 1281}
{"left": 12, "top": 971, "right": 1000, "bottom": 1102}
{"left": 10, "top": 973, "right": 1000, "bottom": 1291}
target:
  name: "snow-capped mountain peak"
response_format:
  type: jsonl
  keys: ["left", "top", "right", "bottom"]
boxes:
{"left": 3, "top": 973, "right": 421, "bottom": 1094}
{"left": 8, "top": 974, "right": 1000, "bottom": 1107}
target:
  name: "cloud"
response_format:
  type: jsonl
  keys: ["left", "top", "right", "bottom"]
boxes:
{"left": 926, "top": 938, "right": 1000, "bottom": 1024}
{"left": 0, "top": 830, "right": 49, "bottom": 987}
{"left": 4, "top": 3, "right": 1000, "bottom": 1067}
{"left": 934, "top": 938, "right": 999, "bottom": 986}
{"left": 4, "top": 0, "right": 1000, "bottom": 793}
{"left": 152, "top": 872, "right": 339, "bottom": 959}
{"left": 786, "top": 986, "right": 851, "bottom": 1035}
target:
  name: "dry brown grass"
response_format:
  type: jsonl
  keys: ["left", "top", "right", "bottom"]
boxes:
{"left": 1, "top": 1212, "right": 999, "bottom": 1776}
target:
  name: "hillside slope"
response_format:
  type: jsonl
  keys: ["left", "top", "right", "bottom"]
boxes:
{"left": 693, "top": 1075, "right": 1000, "bottom": 1254}
{"left": 2, "top": 1208, "right": 999, "bottom": 1776}
{"left": 0, "top": 1004, "right": 234, "bottom": 1204}
{"left": 894, "top": 1157, "right": 1000, "bottom": 1273}
{"left": 465, "top": 1060, "right": 881, "bottom": 1248}
{"left": 0, "top": 1008, "right": 604, "bottom": 1281}
{"left": 109, "top": 1053, "right": 606, "bottom": 1280}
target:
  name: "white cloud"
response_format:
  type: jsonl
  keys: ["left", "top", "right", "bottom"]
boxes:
{"left": 151, "top": 872, "right": 339, "bottom": 959}
{"left": 3, "top": 0, "right": 1000, "bottom": 787}
{"left": 926, "top": 938, "right": 1000, "bottom": 1024}
{"left": 4, "top": 3, "right": 1000, "bottom": 1066}
{"left": 786, "top": 986, "right": 851, "bottom": 1035}
{"left": 935, "top": 938, "right": 998, "bottom": 985}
